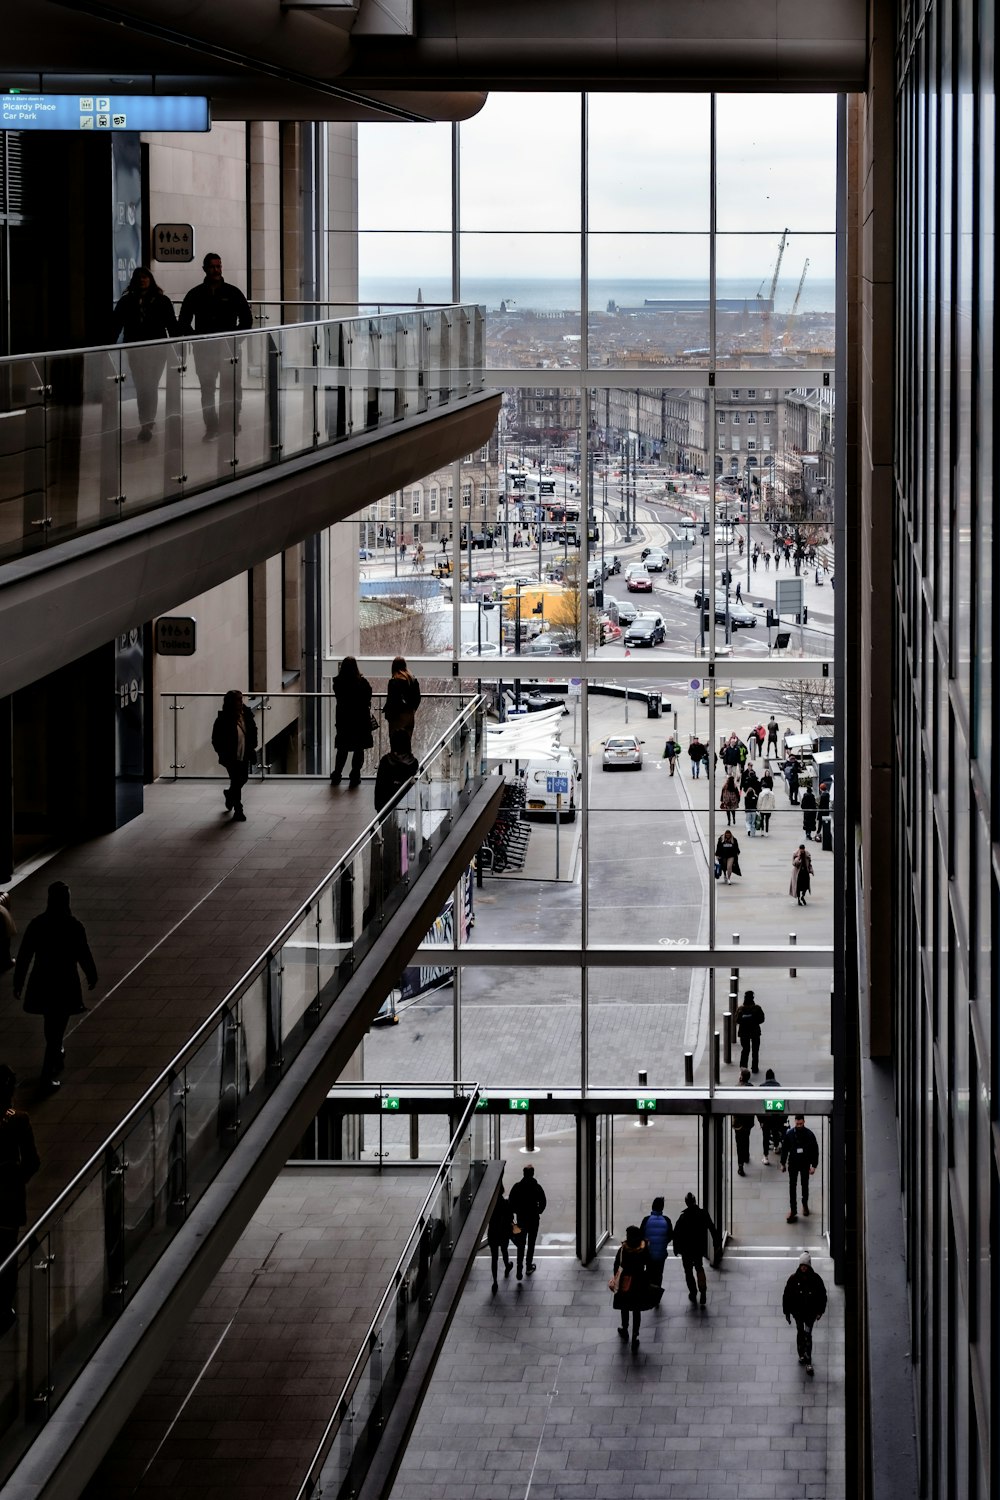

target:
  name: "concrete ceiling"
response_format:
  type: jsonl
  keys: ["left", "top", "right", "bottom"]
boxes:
{"left": 3, "top": 0, "right": 867, "bottom": 124}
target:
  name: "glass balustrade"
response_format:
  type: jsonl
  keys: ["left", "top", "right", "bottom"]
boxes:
{"left": 0, "top": 698, "right": 486, "bottom": 1486}
{"left": 0, "top": 306, "right": 485, "bottom": 564}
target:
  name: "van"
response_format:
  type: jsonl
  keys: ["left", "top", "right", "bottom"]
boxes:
{"left": 523, "top": 748, "right": 581, "bottom": 820}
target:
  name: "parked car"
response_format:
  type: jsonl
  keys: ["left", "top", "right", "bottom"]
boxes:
{"left": 602, "top": 734, "right": 644, "bottom": 770}
{"left": 626, "top": 569, "right": 653, "bottom": 593}
{"left": 624, "top": 617, "right": 666, "bottom": 648}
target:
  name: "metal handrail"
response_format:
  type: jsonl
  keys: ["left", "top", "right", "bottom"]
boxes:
{"left": 293, "top": 1086, "right": 483, "bottom": 1500}
{"left": 2, "top": 694, "right": 483, "bottom": 1263}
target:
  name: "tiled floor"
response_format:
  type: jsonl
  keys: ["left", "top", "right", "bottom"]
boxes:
{"left": 391, "top": 1249, "right": 845, "bottom": 1500}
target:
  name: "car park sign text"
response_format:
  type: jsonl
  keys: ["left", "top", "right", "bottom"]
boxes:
{"left": 1, "top": 93, "right": 210, "bottom": 132}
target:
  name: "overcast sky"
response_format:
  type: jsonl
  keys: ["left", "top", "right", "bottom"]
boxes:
{"left": 357, "top": 92, "right": 838, "bottom": 282}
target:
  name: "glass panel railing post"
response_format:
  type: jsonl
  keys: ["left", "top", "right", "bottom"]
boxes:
{"left": 267, "top": 950, "right": 283, "bottom": 1074}
{"left": 28, "top": 1234, "right": 53, "bottom": 1422}
{"left": 103, "top": 1144, "right": 127, "bottom": 1311}
{"left": 168, "top": 1070, "right": 188, "bottom": 1226}
{"left": 267, "top": 330, "right": 281, "bottom": 460}
{"left": 219, "top": 1006, "right": 240, "bottom": 1142}
{"left": 99, "top": 348, "right": 124, "bottom": 523}
{"left": 163, "top": 344, "right": 185, "bottom": 492}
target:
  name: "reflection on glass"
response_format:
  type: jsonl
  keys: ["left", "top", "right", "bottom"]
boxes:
{"left": 715, "top": 95, "right": 837, "bottom": 232}
{"left": 588, "top": 95, "right": 711, "bottom": 232}
{"left": 588, "top": 235, "right": 710, "bottom": 365}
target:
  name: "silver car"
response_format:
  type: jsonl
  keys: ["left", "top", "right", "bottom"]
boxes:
{"left": 602, "top": 734, "right": 644, "bottom": 770}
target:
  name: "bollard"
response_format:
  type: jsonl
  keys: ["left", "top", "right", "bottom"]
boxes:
{"left": 789, "top": 932, "right": 797, "bottom": 978}
{"left": 730, "top": 965, "right": 739, "bottom": 992}
{"left": 684, "top": 1052, "right": 694, "bottom": 1085}
{"left": 732, "top": 932, "right": 740, "bottom": 946}
{"left": 713, "top": 1031, "right": 721, "bottom": 1085}
{"left": 722, "top": 1006, "right": 733, "bottom": 1065}
{"left": 638, "top": 1069, "right": 650, "bottom": 1125}
{"left": 525, "top": 1112, "right": 535, "bottom": 1153}
{"left": 409, "top": 1114, "right": 420, "bottom": 1161}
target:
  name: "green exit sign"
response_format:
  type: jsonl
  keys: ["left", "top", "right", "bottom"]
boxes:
{"left": 636, "top": 1097, "right": 657, "bottom": 1111}
{"left": 475, "top": 1097, "right": 489, "bottom": 1110}
{"left": 381, "top": 1096, "right": 401, "bottom": 1111}
{"left": 508, "top": 1097, "right": 530, "bottom": 1111}
{"left": 764, "top": 1098, "right": 786, "bottom": 1112}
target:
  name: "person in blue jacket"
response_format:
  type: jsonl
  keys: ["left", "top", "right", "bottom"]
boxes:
{"left": 638, "top": 1196, "right": 673, "bottom": 1295}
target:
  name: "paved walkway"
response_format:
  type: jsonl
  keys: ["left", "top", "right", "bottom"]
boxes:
{"left": 391, "top": 1250, "right": 844, "bottom": 1500}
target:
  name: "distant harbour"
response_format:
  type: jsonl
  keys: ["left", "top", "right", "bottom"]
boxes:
{"left": 360, "top": 276, "right": 837, "bottom": 316}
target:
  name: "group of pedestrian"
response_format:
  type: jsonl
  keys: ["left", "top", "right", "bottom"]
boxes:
{"left": 112, "top": 252, "right": 253, "bottom": 443}
{"left": 486, "top": 1165, "right": 547, "bottom": 1292}
{"left": 608, "top": 1192, "right": 720, "bottom": 1347}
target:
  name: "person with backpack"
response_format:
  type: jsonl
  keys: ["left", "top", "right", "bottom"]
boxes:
{"left": 672, "top": 1192, "right": 719, "bottom": 1307}
{"left": 663, "top": 736, "right": 681, "bottom": 776}
{"left": 736, "top": 990, "right": 766, "bottom": 1073}
{"left": 638, "top": 1196, "right": 673, "bottom": 1294}
{"left": 383, "top": 656, "right": 421, "bottom": 753}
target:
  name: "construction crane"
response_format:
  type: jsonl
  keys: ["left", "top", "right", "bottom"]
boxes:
{"left": 756, "top": 228, "right": 789, "bottom": 352}
{"left": 783, "top": 258, "right": 810, "bottom": 346}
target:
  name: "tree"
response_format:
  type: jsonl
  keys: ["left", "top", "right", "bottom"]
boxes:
{"left": 773, "top": 676, "right": 835, "bottom": 731}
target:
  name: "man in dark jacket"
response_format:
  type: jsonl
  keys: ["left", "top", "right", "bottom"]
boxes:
{"left": 780, "top": 1114, "right": 820, "bottom": 1222}
{"left": 0, "top": 1065, "right": 40, "bottom": 1332}
{"left": 508, "top": 1164, "right": 546, "bottom": 1279}
{"left": 178, "top": 252, "right": 253, "bottom": 438}
{"left": 638, "top": 1196, "right": 673, "bottom": 1291}
{"left": 211, "top": 690, "right": 258, "bottom": 822}
{"left": 736, "top": 990, "right": 766, "bottom": 1073}
{"left": 687, "top": 737, "right": 707, "bottom": 778}
{"left": 13, "top": 884, "right": 98, "bottom": 1090}
{"left": 782, "top": 1253, "right": 828, "bottom": 1375}
{"left": 672, "top": 1191, "right": 719, "bottom": 1306}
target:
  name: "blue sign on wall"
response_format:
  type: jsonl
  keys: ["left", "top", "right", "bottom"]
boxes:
{"left": 1, "top": 93, "right": 210, "bottom": 132}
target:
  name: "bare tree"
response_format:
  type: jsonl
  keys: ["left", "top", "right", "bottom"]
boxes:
{"left": 773, "top": 676, "right": 835, "bottom": 731}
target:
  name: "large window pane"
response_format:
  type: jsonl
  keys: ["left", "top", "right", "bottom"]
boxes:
{"left": 588, "top": 95, "right": 710, "bottom": 231}
{"left": 588, "top": 235, "right": 710, "bottom": 365}
{"left": 358, "top": 122, "right": 453, "bottom": 231}
{"left": 715, "top": 95, "right": 837, "bottom": 232}
{"left": 460, "top": 94, "right": 581, "bottom": 231}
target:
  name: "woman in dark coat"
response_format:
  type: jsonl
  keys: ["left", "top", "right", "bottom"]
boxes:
{"left": 13, "top": 883, "right": 98, "bottom": 1090}
{"left": 610, "top": 1224, "right": 654, "bottom": 1349}
{"left": 799, "top": 786, "right": 818, "bottom": 838}
{"left": 111, "top": 266, "right": 179, "bottom": 441}
{"left": 330, "top": 656, "right": 373, "bottom": 787}
{"left": 383, "top": 656, "right": 421, "bottom": 751}
{"left": 715, "top": 829, "right": 742, "bottom": 884}
{"left": 791, "top": 844, "right": 813, "bottom": 905}
{"left": 0, "top": 1064, "right": 40, "bottom": 1331}
{"left": 211, "top": 690, "right": 258, "bottom": 822}
{"left": 487, "top": 1187, "right": 514, "bottom": 1294}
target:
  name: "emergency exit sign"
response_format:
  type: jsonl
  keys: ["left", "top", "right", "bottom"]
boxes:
{"left": 381, "top": 1096, "right": 400, "bottom": 1111}
{"left": 508, "top": 1097, "right": 530, "bottom": 1111}
{"left": 636, "top": 1097, "right": 657, "bottom": 1111}
{"left": 764, "top": 1098, "right": 786, "bottom": 1111}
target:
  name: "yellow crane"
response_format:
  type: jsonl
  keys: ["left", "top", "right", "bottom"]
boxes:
{"left": 756, "top": 228, "right": 789, "bottom": 352}
{"left": 783, "top": 258, "right": 810, "bottom": 346}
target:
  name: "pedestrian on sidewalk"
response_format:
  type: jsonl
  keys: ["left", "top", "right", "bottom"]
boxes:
{"left": 688, "top": 737, "right": 707, "bottom": 778}
{"left": 766, "top": 716, "right": 779, "bottom": 755}
{"left": 610, "top": 1225, "right": 653, "bottom": 1349}
{"left": 0, "top": 1065, "right": 39, "bottom": 1334}
{"left": 800, "top": 784, "right": 818, "bottom": 838}
{"left": 780, "top": 1114, "right": 820, "bottom": 1222}
{"left": 817, "top": 783, "right": 832, "bottom": 848}
{"left": 487, "top": 1186, "right": 514, "bottom": 1294}
{"left": 663, "top": 736, "right": 680, "bottom": 776}
{"left": 638, "top": 1196, "right": 673, "bottom": 1296}
{"left": 715, "top": 829, "right": 742, "bottom": 884}
{"left": 757, "top": 781, "right": 775, "bottom": 835}
{"left": 782, "top": 1253, "right": 827, "bottom": 1376}
{"left": 509, "top": 1164, "right": 546, "bottom": 1279}
{"left": 330, "top": 656, "right": 374, "bottom": 788}
{"left": 783, "top": 756, "right": 800, "bottom": 804}
{"left": 211, "top": 689, "right": 258, "bottom": 822}
{"left": 720, "top": 774, "right": 741, "bottom": 827}
{"left": 791, "top": 843, "right": 813, "bottom": 905}
{"left": 672, "top": 1192, "right": 719, "bottom": 1306}
{"left": 743, "top": 779, "right": 759, "bottom": 837}
{"left": 733, "top": 1069, "right": 755, "bottom": 1174}
{"left": 736, "top": 991, "right": 766, "bottom": 1072}
{"left": 13, "top": 883, "right": 98, "bottom": 1091}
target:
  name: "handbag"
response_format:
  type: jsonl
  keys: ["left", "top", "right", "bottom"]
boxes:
{"left": 369, "top": 711, "right": 379, "bottom": 733}
{"left": 754, "top": 812, "right": 763, "bottom": 830}
{"left": 714, "top": 858, "right": 721, "bottom": 880}
{"left": 608, "top": 1268, "right": 621, "bottom": 1293}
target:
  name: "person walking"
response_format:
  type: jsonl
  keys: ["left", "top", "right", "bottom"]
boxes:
{"left": 383, "top": 656, "right": 421, "bottom": 753}
{"left": 715, "top": 829, "right": 741, "bottom": 884}
{"left": 13, "top": 883, "right": 98, "bottom": 1091}
{"left": 766, "top": 716, "right": 779, "bottom": 755}
{"left": 816, "top": 783, "right": 832, "bottom": 848}
{"left": 663, "top": 735, "right": 680, "bottom": 776}
{"left": 211, "top": 690, "right": 258, "bottom": 822}
{"left": 330, "top": 656, "right": 374, "bottom": 788}
{"left": 757, "top": 1069, "right": 783, "bottom": 1163}
{"left": 177, "top": 252, "right": 253, "bottom": 439}
{"left": 783, "top": 756, "right": 800, "bottom": 805}
{"left": 111, "top": 266, "right": 179, "bottom": 441}
{"left": 800, "top": 784, "right": 818, "bottom": 840}
{"left": 780, "top": 1114, "right": 820, "bottom": 1222}
{"left": 672, "top": 1191, "right": 719, "bottom": 1307}
{"left": 736, "top": 990, "right": 766, "bottom": 1072}
{"left": 733, "top": 1068, "right": 755, "bottom": 1174}
{"left": 638, "top": 1196, "right": 673, "bottom": 1295}
{"left": 0, "top": 1065, "right": 40, "bottom": 1334}
{"left": 721, "top": 733, "right": 741, "bottom": 774}
{"left": 610, "top": 1225, "right": 652, "bottom": 1348}
{"left": 743, "top": 779, "right": 759, "bottom": 838}
{"left": 0, "top": 891, "right": 15, "bottom": 975}
{"left": 687, "top": 736, "right": 707, "bottom": 778}
{"left": 757, "top": 781, "right": 775, "bottom": 835}
{"left": 782, "top": 1253, "right": 828, "bottom": 1376}
{"left": 508, "top": 1164, "right": 546, "bottom": 1279}
{"left": 720, "top": 773, "right": 741, "bottom": 827}
{"left": 791, "top": 843, "right": 813, "bottom": 905}
{"left": 487, "top": 1186, "right": 514, "bottom": 1294}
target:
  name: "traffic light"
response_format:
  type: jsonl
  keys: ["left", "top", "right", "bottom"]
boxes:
{"left": 599, "top": 621, "right": 608, "bottom": 646}
{"left": 721, "top": 569, "right": 732, "bottom": 587}
{"left": 594, "top": 586, "right": 604, "bottom": 607}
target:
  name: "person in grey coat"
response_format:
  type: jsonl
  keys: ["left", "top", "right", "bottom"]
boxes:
{"left": 13, "top": 883, "right": 98, "bottom": 1090}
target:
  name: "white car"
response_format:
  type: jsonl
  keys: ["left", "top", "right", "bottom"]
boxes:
{"left": 602, "top": 734, "right": 644, "bottom": 770}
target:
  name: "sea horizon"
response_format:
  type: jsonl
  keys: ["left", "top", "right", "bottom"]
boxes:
{"left": 360, "top": 275, "right": 836, "bottom": 316}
